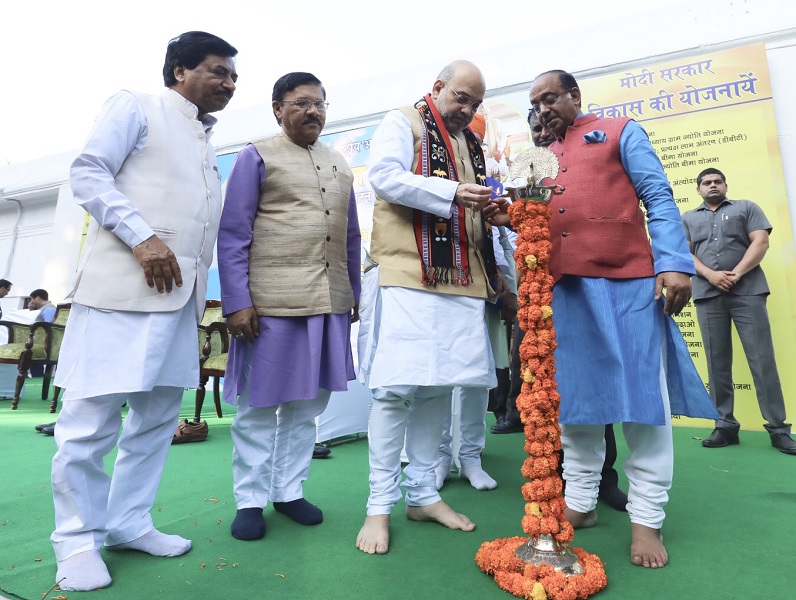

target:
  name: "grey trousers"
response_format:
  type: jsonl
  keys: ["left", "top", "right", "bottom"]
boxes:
{"left": 695, "top": 293, "right": 789, "bottom": 434}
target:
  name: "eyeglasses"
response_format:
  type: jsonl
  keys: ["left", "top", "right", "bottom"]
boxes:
{"left": 280, "top": 99, "right": 329, "bottom": 111}
{"left": 530, "top": 90, "right": 571, "bottom": 115}
{"left": 447, "top": 85, "right": 482, "bottom": 111}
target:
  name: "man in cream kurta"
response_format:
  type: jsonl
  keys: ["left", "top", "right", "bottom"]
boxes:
{"left": 356, "top": 60, "right": 500, "bottom": 555}
{"left": 50, "top": 32, "right": 238, "bottom": 592}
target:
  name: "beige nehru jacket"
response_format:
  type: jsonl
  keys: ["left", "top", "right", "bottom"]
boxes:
{"left": 370, "top": 106, "right": 493, "bottom": 300}
{"left": 249, "top": 134, "right": 355, "bottom": 316}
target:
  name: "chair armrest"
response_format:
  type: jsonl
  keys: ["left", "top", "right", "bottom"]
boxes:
{"left": 202, "top": 321, "right": 230, "bottom": 353}
{"left": 26, "top": 322, "right": 54, "bottom": 355}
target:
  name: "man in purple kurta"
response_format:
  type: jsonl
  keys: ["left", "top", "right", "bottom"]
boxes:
{"left": 217, "top": 72, "right": 360, "bottom": 541}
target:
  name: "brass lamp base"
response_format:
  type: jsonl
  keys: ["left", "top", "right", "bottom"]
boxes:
{"left": 515, "top": 534, "right": 585, "bottom": 576}
{"left": 506, "top": 184, "right": 554, "bottom": 202}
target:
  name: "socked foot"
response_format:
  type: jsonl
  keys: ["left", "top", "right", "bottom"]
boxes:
{"left": 56, "top": 549, "right": 112, "bottom": 591}
{"left": 630, "top": 523, "right": 668, "bottom": 568}
{"left": 564, "top": 506, "right": 598, "bottom": 529}
{"left": 105, "top": 528, "right": 191, "bottom": 557}
{"left": 231, "top": 507, "right": 266, "bottom": 540}
{"left": 406, "top": 500, "right": 475, "bottom": 531}
{"left": 356, "top": 514, "right": 390, "bottom": 554}
{"left": 459, "top": 463, "right": 497, "bottom": 490}
{"left": 435, "top": 457, "right": 452, "bottom": 490}
{"left": 273, "top": 498, "right": 323, "bottom": 525}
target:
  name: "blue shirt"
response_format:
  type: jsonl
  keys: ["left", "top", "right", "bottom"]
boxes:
{"left": 618, "top": 119, "right": 695, "bottom": 275}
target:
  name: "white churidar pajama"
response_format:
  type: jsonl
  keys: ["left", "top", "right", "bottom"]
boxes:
{"left": 51, "top": 298, "right": 198, "bottom": 561}
{"left": 438, "top": 387, "right": 489, "bottom": 470}
{"left": 363, "top": 286, "right": 495, "bottom": 515}
{"left": 231, "top": 342, "right": 331, "bottom": 508}
{"left": 437, "top": 302, "right": 508, "bottom": 470}
{"left": 561, "top": 348, "right": 674, "bottom": 530}
{"left": 368, "top": 384, "right": 453, "bottom": 514}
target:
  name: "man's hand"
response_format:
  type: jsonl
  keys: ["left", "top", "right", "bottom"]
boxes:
{"left": 132, "top": 235, "right": 182, "bottom": 293}
{"left": 501, "top": 292, "right": 519, "bottom": 323}
{"left": 484, "top": 197, "right": 511, "bottom": 227}
{"left": 227, "top": 307, "right": 259, "bottom": 343}
{"left": 455, "top": 183, "right": 493, "bottom": 212}
{"left": 351, "top": 301, "right": 360, "bottom": 323}
{"left": 655, "top": 271, "right": 692, "bottom": 316}
{"left": 706, "top": 269, "right": 737, "bottom": 292}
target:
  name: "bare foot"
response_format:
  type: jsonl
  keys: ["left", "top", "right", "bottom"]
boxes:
{"left": 356, "top": 514, "right": 390, "bottom": 555}
{"left": 630, "top": 524, "right": 668, "bottom": 568}
{"left": 406, "top": 500, "right": 475, "bottom": 531}
{"left": 564, "top": 506, "right": 598, "bottom": 529}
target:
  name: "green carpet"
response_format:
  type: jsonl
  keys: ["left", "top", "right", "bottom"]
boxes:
{"left": 1, "top": 381, "right": 794, "bottom": 600}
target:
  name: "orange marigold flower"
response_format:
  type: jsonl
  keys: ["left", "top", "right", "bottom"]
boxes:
{"left": 554, "top": 520, "right": 575, "bottom": 543}
{"left": 521, "top": 514, "right": 542, "bottom": 536}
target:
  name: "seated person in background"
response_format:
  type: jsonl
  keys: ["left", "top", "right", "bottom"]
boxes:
{"left": 0, "top": 279, "right": 12, "bottom": 320}
{"left": 28, "top": 289, "right": 56, "bottom": 322}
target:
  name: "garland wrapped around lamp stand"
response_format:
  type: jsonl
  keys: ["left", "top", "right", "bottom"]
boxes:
{"left": 475, "top": 148, "right": 607, "bottom": 600}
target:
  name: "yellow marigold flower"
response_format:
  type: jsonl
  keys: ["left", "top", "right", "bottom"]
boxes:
{"left": 524, "top": 255, "right": 538, "bottom": 269}
{"left": 529, "top": 502, "right": 542, "bottom": 517}
{"left": 540, "top": 306, "right": 553, "bottom": 320}
{"left": 531, "top": 582, "right": 548, "bottom": 600}
{"left": 523, "top": 369, "right": 536, "bottom": 383}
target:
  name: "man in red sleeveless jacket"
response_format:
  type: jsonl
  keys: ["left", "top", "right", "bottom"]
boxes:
{"left": 527, "top": 69, "right": 716, "bottom": 569}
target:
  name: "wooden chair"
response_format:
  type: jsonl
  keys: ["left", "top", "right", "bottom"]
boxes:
{"left": 194, "top": 300, "right": 229, "bottom": 422}
{"left": 0, "top": 303, "right": 70, "bottom": 410}
{"left": 46, "top": 305, "right": 71, "bottom": 413}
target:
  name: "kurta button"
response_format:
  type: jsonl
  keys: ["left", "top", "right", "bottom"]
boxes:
{"left": 326, "top": 236, "right": 331, "bottom": 241}
{"left": 321, "top": 188, "right": 326, "bottom": 192}
{"left": 559, "top": 208, "right": 565, "bottom": 213}
{"left": 562, "top": 231, "right": 570, "bottom": 237}
{"left": 325, "top": 210, "right": 330, "bottom": 215}
{"left": 325, "top": 262, "right": 330, "bottom": 267}
{"left": 317, "top": 166, "right": 321, "bottom": 170}
{"left": 562, "top": 167, "right": 567, "bottom": 172}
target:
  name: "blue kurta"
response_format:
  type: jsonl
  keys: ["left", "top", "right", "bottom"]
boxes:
{"left": 554, "top": 277, "right": 716, "bottom": 425}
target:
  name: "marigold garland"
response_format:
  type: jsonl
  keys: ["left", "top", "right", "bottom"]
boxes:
{"left": 476, "top": 200, "right": 607, "bottom": 599}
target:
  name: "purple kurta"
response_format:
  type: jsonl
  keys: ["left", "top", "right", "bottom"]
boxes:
{"left": 217, "top": 144, "right": 361, "bottom": 407}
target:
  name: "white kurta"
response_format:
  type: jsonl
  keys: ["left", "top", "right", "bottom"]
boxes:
{"left": 55, "top": 297, "right": 198, "bottom": 400}
{"left": 361, "top": 284, "right": 496, "bottom": 390}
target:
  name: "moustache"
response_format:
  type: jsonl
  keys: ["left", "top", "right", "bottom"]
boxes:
{"left": 304, "top": 118, "right": 322, "bottom": 125}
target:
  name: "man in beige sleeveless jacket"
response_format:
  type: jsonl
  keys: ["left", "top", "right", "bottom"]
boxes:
{"left": 356, "top": 60, "right": 501, "bottom": 555}
{"left": 50, "top": 32, "right": 238, "bottom": 591}
{"left": 218, "top": 72, "right": 361, "bottom": 541}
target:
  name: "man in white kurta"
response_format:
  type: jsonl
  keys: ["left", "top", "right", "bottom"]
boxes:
{"left": 50, "top": 32, "right": 238, "bottom": 592}
{"left": 356, "top": 60, "right": 500, "bottom": 555}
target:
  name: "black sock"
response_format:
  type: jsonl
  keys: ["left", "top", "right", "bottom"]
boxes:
{"left": 231, "top": 507, "right": 266, "bottom": 540}
{"left": 273, "top": 498, "right": 323, "bottom": 525}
